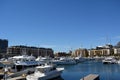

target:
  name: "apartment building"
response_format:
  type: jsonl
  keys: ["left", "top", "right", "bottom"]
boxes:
{"left": 7, "top": 45, "right": 54, "bottom": 58}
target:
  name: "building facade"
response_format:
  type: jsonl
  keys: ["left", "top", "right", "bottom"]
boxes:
{"left": 7, "top": 45, "right": 54, "bottom": 58}
{"left": 72, "top": 48, "right": 88, "bottom": 57}
{"left": 114, "top": 48, "right": 120, "bottom": 54}
{"left": 0, "top": 39, "right": 8, "bottom": 53}
{"left": 88, "top": 44, "right": 114, "bottom": 57}
{"left": 88, "top": 49, "right": 114, "bottom": 57}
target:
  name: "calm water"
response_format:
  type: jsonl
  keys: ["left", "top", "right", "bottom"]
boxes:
{"left": 1, "top": 61, "right": 120, "bottom": 80}
{"left": 58, "top": 61, "right": 120, "bottom": 80}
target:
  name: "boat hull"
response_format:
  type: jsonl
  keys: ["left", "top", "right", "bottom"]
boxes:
{"left": 102, "top": 60, "right": 116, "bottom": 64}
{"left": 26, "top": 70, "right": 63, "bottom": 80}
{"left": 39, "top": 71, "right": 63, "bottom": 80}
{"left": 52, "top": 60, "right": 76, "bottom": 65}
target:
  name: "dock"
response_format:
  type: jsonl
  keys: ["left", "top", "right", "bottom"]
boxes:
{"left": 0, "top": 67, "right": 34, "bottom": 80}
{"left": 80, "top": 74, "right": 99, "bottom": 80}
{"left": 7, "top": 76, "right": 26, "bottom": 80}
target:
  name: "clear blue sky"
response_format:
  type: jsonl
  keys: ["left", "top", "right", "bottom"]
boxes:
{"left": 0, "top": 0, "right": 120, "bottom": 52}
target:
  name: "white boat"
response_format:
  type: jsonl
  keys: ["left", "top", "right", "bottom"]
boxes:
{"left": 26, "top": 63, "right": 64, "bottom": 80}
{"left": 36, "top": 56, "right": 52, "bottom": 63}
{"left": 102, "top": 57, "right": 117, "bottom": 64}
{"left": 94, "top": 56, "right": 104, "bottom": 61}
{"left": 13, "top": 55, "right": 35, "bottom": 66}
{"left": 52, "top": 57, "right": 77, "bottom": 65}
{"left": 75, "top": 56, "right": 86, "bottom": 63}
{"left": 117, "top": 60, "right": 120, "bottom": 64}
{"left": 10, "top": 48, "right": 44, "bottom": 70}
{"left": 11, "top": 55, "right": 44, "bottom": 70}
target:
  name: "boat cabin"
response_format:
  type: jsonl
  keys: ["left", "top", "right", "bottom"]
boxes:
{"left": 35, "top": 64, "right": 56, "bottom": 73}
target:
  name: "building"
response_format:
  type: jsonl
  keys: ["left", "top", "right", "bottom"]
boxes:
{"left": 88, "top": 44, "right": 114, "bottom": 57}
{"left": 7, "top": 45, "right": 54, "bottom": 58}
{"left": 88, "top": 49, "right": 113, "bottom": 57}
{"left": 0, "top": 39, "right": 8, "bottom": 53}
{"left": 72, "top": 48, "right": 88, "bottom": 57}
{"left": 114, "top": 48, "right": 120, "bottom": 54}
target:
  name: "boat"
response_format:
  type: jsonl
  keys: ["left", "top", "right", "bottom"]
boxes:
{"left": 26, "top": 63, "right": 64, "bottom": 80}
{"left": 75, "top": 56, "right": 86, "bottom": 63}
{"left": 36, "top": 56, "right": 52, "bottom": 63}
{"left": 10, "top": 48, "right": 44, "bottom": 70}
{"left": 92, "top": 56, "right": 105, "bottom": 62}
{"left": 117, "top": 60, "right": 120, "bottom": 64}
{"left": 52, "top": 57, "right": 77, "bottom": 65}
{"left": 11, "top": 54, "right": 44, "bottom": 70}
{"left": 102, "top": 57, "right": 117, "bottom": 64}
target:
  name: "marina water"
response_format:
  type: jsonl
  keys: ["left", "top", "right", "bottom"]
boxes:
{"left": 58, "top": 60, "right": 120, "bottom": 80}
{"left": 1, "top": 60, "right": 120, "bottom": 80}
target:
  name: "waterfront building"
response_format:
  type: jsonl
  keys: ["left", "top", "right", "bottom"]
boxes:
{"left": 114, "top": 48, "right": 120, "bottom": 54}
{"left": 7, "top": 45, "right": 54, "bottom": 58}
{"left": 88, "top": 49, "right": 113, "bottom": 56}
{"left": 72, "top": 48, "right": 88, "bottom": 57}
{"left": 88, "top": 44, "right": 114, "bottom": 57}
{"left": 0, "top": 39, "right": 8, "bottom": 53}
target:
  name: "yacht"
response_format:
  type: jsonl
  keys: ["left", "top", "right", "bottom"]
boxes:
{"left": 26, "top": 63, "right": 64, "bottom": 80}
{"left": 36, "top": 56, "right": 52, "bottom": 63}
{"left": 75, "top": 56, "right": 86, "bottom": 63}
{"left": 52, "top": 57, "right": 77, "bottom": 65}
{"left": 11, "top": 55, "right": 44, "bottom": 70}
{"left": 102, "top": 57, "right": 117, "bottom": 64}
{"left": 94, "top": 56, "right": 104, "bottom": 61}
{"left": 117, "top": 59, "right": 120, "bottom": 64}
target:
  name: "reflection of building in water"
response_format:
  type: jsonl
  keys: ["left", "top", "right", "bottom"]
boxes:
{"left": 7, "top": 45, "right": 54, "bottom": 58}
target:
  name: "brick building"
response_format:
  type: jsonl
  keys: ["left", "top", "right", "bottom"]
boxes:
{"left": 72, "top": 48, "right": 88, "bottom": 57}
{"left": 7, "top": 45, "right": 54, "bottom": 58}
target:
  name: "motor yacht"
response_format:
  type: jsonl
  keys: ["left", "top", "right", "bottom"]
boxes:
{"left": 26, "top": 63, "right": 64, "bottom": 80}
{"left": 75, "top": 56, "right": 86, "bottom": 63}
{"left": 102, "top": 57, "right": 117, "bottom": 64}
{"left": 52, "top": 57, "right": 77, "bottom": 65}
{"left": 11, "top": 55, "right": 44, "bottom": 70}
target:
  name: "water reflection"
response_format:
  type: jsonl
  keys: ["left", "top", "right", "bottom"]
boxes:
{"left": 61, "top": 61, "right": 120, "bottom": 73}
{"left": 58, "top": 61, "right": 120, "bottom": 80}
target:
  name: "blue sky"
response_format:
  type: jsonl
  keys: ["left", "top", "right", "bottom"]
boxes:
{"left": 0, "top": 0, "right": 120, "bottom": 52}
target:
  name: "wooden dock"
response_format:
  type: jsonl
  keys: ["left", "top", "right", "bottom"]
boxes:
{"left": 80, "top": 74, "right": 99, "bottom": 80}
{"left": 7, "top": 76, "right": 26, "bottom": 80}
